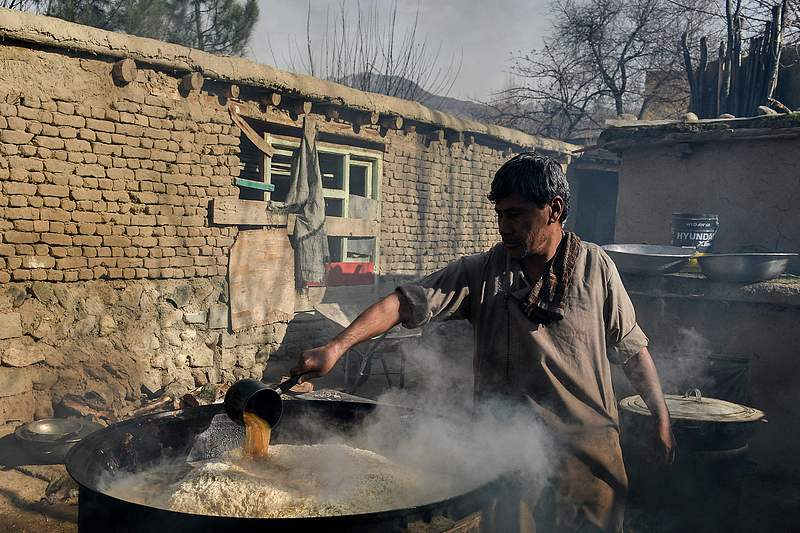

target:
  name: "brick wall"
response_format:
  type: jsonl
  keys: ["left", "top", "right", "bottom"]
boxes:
{"left": 0, "top": 37, "right": 568, "bottom": 430}
{"left": 380, "top": 136, "right": 506, "bottom": 275}
{"left": 0, "top": 77, "right": 239, "bottom": 283}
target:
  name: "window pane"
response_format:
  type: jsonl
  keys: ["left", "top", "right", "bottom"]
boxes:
{"left": 319, "top": 153, "right": 344, "bottom": 190}
{"left": 269, "top": 151, "right": 293, "bottom": 203}
{"left": 325, "top": 198, "right": 343, "bottom": 217}
{"left": 346, "top": 237, "right": 374, "bottom": 261}
{"left": 238, "top": 136, "right": 263, "bottom": 201}
{"left": 349, "top": 164, "right": 367, "bottom": 197}
{"left": 328, "top": 237, "right": 344, "bottom": 262}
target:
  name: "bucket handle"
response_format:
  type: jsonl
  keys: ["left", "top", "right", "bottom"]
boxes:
{"left": 684, "top": 388, "right": 702, "bottom": 402}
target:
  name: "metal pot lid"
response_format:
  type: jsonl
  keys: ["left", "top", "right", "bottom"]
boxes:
{"left": 620, "top": 389, "right": 765, "bottom": 423}
{"left": 15, "top": 417, "right": 103, "bottom": 443}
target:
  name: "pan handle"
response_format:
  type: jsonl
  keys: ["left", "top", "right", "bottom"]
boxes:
{"left": 274, "top": 373, "right": 308, "bottom": 395}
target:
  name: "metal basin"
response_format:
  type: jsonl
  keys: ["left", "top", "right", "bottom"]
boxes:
{"left": 602, "top": 244, "right": 695, "bottom": 275}
{"left": 66, "top": 401, "right": 500, "bottom": 532}
{"left": 15, "top": 417, "right": 104, "bottom": 463}
{"left": 696, "top": 253, "right": 798, "bottom": 282}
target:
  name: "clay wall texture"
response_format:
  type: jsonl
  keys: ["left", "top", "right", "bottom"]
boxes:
{"left": 614, "top": 138, "right": 800, "bottom": 255}
{"left": 380, "top": 136, "right": 507, "bottom": 274}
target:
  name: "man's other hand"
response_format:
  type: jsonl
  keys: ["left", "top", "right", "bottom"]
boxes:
{"left": 653, "top": 419, "right": 677, "bottom": 464}
{"left": 290, "top": 345, "right": 342, "bottom": 383}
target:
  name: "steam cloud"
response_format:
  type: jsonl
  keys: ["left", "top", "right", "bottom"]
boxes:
{"left": 346, "top": 321, "right": 555, "bottom": 498}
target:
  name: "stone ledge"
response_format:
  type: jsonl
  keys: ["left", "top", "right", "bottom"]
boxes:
{"left": 598, "top": 113, "right": 800, "bottom": 152}
{"left": 622, "top": 273, "right": 800, "bottom": 309}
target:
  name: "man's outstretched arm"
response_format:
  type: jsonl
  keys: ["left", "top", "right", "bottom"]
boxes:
{"left": 290, "top": 292, "right": 405, "bottom": 382}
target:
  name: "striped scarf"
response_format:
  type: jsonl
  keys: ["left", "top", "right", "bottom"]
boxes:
{"left": 519, "top": 231, "right": 582, "bottom": 324}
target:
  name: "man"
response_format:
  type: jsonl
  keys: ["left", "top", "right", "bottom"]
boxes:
{"left": 291, "top": 153, "right": 675, "bottom": 532}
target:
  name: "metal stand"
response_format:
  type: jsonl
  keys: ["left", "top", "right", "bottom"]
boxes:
{"left": 343, "top": 331, "right": 417, "bottom": 394}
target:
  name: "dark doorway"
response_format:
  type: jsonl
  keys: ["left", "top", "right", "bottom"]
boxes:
{"left": 571, "top": 167, "right": 619, "bottom": 245}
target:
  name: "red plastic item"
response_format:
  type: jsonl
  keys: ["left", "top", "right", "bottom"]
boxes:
{"left": 305, "top": 262, "right": 375, "bottom": 287}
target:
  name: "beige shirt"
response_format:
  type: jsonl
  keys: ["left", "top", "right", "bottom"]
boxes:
{"left": 398, "top": 241, "right": 648, "bottom": 531}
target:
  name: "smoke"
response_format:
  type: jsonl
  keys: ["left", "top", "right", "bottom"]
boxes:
{"left": 342, "top": 321, "right": 555, "bottom": 498}
{"left": 654, "top": 326, "right": 717, "bottom": 395}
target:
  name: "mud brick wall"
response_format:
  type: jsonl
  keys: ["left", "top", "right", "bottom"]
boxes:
{"left": 0, "top": 14, "right": 573, "bottom": 431}
{"left": 0, "top": 91, "right": 239, "bottom": 283}
{"left": 380, "top": 136, "right": 508, "bottom": 275}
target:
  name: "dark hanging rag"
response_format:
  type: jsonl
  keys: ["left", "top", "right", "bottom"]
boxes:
{"left": 519, "top": 231, "right": 582, "bottom": 324}
{"left": 285, "top": 117, "right": 329, "bottom": 286}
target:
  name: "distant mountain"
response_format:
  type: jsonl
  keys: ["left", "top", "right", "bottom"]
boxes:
{"left": 338, "top": 73, "right": 495, "bottom": 124}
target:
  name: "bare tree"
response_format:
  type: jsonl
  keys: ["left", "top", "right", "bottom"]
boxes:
{"left": 275, "top": 1, "right": 462, "bottom": 104}
{"left": 487, "top": 0, "right": 713, "bottom": 139}
{"left": 486, "top": 39, "right": 608, "bottom": 139}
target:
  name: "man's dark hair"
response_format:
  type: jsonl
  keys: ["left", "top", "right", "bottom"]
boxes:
{"left": 488, "top": 152, "right": 570, "bottom": 222}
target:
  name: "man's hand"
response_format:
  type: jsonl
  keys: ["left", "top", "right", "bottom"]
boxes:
{"left": 622, "top": 347, "right": 676, "bottom": 465}
{"left": 652, "top": 418, "right": 677, "bottom": 464}
{"left": 290, "top": 344, "right": 343, "bottom": 383}
{"left": 289, "top": 294, "right": 404, "bottom": 384}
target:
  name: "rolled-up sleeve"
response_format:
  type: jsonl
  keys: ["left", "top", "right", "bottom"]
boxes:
{"left": 603, "top": 257, "right": 649, "bottom": 364}
{"left": 396, "top": 256, "right": 474, "bottom": 329}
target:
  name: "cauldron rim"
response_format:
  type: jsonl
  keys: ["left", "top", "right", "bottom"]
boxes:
{"left": 66, "top": 401, "right": 502, "bottom": 531}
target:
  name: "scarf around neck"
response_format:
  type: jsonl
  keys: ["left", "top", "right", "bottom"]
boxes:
{"left": 518, "top": 231, "right": 582, "bottom": 324}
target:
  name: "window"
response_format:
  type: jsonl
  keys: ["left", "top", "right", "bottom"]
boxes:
{"left": 237, "top": 125, "right": 275, "bottom": 200}
{"left": 265, "top": 135, "right": 381, "bottom": 266}
{"left": 237, "top": 136, "right": 266, "bottom": 201}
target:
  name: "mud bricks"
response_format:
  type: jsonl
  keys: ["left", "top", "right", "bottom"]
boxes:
{"left": 0, "top": 91, "right": 240, "bottom": 283}
{"left": 379, "top": 134, "right": 509, "bottom": 276}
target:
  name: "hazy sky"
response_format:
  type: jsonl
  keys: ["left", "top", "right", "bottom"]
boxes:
{"left": 250, "top": 1, "right": 551, "bottom": 101}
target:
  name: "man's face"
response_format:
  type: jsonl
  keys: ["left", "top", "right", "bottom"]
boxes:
{"left": 494, "top": 193, "right": 559, "bottom": 259}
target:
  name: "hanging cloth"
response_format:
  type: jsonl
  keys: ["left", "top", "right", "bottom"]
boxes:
{"left": 285, "top": 117, "right": 329, "bottom": 286}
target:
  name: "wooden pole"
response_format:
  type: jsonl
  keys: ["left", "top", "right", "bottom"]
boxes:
{"left": 260, "top": 92, "right": 281, "bottom": 107}
{"left": 180, "top": 72, "right": 204, "bottom": 93}
{"left": 743, "top": 37, "right": 759, "bottom": 115}
{"left": 379, "top": 115, "right": 403, "bottom": 130}
{"left": 293, "top": 101, "right": 312, "bottom": 116}
{"left": 766, "top": 0, "right": 787, "bottom": 101}
{"left": 757, "top": 21, "right": 773, "bottom": 111}
{"left": 681, "top": 33, "right": 698, "bottom": 114}
{"left": 698, "top": 37, "right": 708, "bottom": 117}
{"left": 728, "top": 16, "right": 743, "bottom": 115}
{"left": 716, "top": 41, "right": 725, "bottom": 116}
{"left": 225, "top": 84, "right": 240, "bottom": 100}
{"left": 112, "top": 58, "right": 137, "bottom": 85}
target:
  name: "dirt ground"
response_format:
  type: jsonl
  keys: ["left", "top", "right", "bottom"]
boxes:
{"left": 0, "top": 463, "right": 77, "bottom": 533}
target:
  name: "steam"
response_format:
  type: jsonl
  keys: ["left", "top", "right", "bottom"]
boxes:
{"left": 346, "top": 322, "right": 555, "bottom": 496}
{"left": 97, "top": 321, "right": 556, "bottom": 516}
{"left": 655, "top": 326, "right": 716, "bottom": 395}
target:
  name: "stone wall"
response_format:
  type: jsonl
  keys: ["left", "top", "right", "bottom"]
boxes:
{"left": 0, "top": 278, "right": 270, "bottom": 436}
{"left": 0, "top": 22, "right": 572, "bottom": 430}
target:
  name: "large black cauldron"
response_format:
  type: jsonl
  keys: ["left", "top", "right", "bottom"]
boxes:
{"left": 66, "top": 399, "right": 500, "bottom": 533}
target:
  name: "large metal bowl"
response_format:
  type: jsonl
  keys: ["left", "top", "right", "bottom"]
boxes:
{"left": 66, "top": 401, "right": 501, "bottom": 533}
{"left": 602, "top": 244, "right": 695, "bottom": 275}
{"left": 15, "top": 417, "right": 104, "bottom": 463}
{"left": 696, "top": 253, "right": 798, "bottom": 282}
